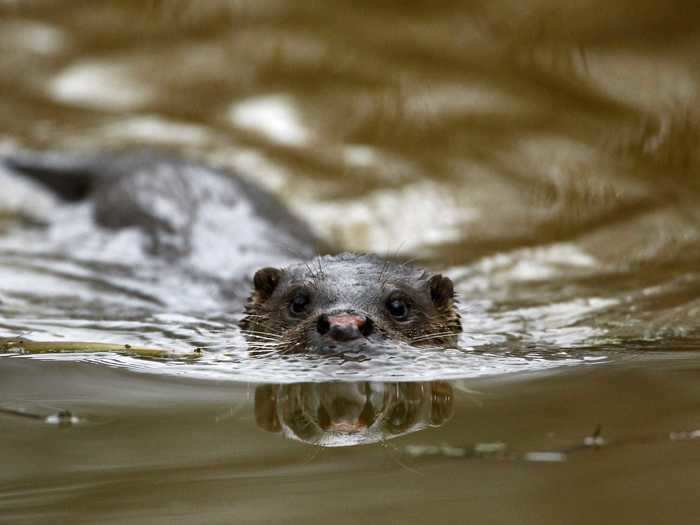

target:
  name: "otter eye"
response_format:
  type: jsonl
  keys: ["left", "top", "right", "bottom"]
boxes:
{"left": 288, "top": 292, "right": 311, "bottom": 316}
{"left": 386, "top": 295, "right": 409, "bottom": 320}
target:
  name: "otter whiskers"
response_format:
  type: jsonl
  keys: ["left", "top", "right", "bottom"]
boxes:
{"left": 409, "top": 332, "right": 460, "bottom": 344}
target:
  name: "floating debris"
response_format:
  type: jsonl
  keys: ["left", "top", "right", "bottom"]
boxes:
{"left": 0, "top": 338, "right": 200, "bottom": 360}
{"left": 403, "top": 426, "right": 611, "bottom": 463}
{"left": 45, "top": 410, "right": 80, "bottom": 427}
{"left": 669, "top": 429, "right": 700, "bottom": 441}
{"left": 473, "top": 442, "right": 508, "bottom": 456}
{"left": 583, "top": 435, "right": 606, "bottom": 447}
{"left": 404, "top": 444, "right": 469, "bottom": 458}
{"left": 523, "top": 451, "right": 567, "bottom": 463}
{"left": 0, "top": 407, "right": 79, "bottom": 427}
{"left": 404, "top": 442, "right": 508, "bottom": 460}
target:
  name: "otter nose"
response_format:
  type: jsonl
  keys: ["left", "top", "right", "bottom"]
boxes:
{"left": 317, "top": 313, "right": 373, "bottom": 341}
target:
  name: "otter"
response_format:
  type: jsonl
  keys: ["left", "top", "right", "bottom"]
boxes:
{"left": 240, "top": 253, "right": 461, "bottom": 353}
{"left": 2, "top": 150, "right": 462, "bottom": 352}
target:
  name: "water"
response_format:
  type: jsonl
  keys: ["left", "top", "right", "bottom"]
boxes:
{"left": 2, "top": 1, "right": 700, "bottom": 523}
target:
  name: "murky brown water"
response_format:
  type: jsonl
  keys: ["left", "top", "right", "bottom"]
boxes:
{"left": 2, "top": 1, "right": 700, "bottom": 523}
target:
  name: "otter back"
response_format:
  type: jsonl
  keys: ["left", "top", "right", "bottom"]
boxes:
{"left": 3, "top": 150, "right": 323, "bottom": 262}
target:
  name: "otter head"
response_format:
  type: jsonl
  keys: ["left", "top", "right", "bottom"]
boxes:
{"left": 239, "top": 253, "right": 461, "bottom": 353}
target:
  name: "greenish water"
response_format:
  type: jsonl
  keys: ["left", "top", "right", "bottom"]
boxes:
{"left": 2, "top": 1, "right": 700, "bottom": 523}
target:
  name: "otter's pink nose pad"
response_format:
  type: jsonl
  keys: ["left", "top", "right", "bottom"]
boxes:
{"left": 317, "top": 313, "right": 373, "bottom": 341}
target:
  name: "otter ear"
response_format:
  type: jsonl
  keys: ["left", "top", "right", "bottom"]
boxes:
{"left": 253, "top": 267, "right": 282, "bottom": 301}
{"left": 428, "top": 274, "right": 454, "bottom": 309}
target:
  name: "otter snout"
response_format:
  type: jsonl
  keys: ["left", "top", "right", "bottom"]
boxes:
{"left": 317, "top": 313, "right": 373, "bottom": 341}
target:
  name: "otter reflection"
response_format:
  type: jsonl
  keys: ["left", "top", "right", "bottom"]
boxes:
{"left": 255, "top": 381, "right": 453, "bottom": 447}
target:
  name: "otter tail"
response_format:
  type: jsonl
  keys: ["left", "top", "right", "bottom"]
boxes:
{"left": 2, "top": 151, "right": 101, "bottom": 201}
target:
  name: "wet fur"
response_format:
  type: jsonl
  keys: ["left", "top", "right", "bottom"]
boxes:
{"left": 240, "top": 253, "right": 462, "bottom": 353}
